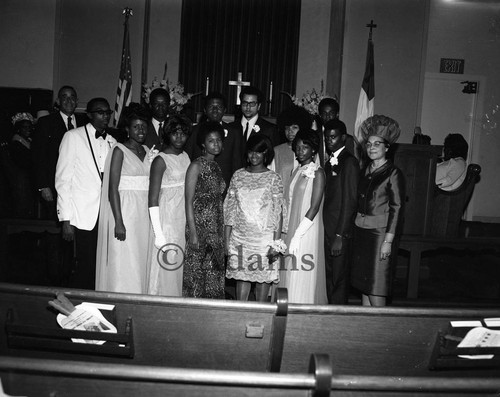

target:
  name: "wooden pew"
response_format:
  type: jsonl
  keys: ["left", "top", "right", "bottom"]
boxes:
{"left": 0, "top": 355, "right": 331, "bottom": 397}
{"left": 0, "top": 283, "right": 287, "bottom": 372}
{"left": 279, "top": 301, "right": 500, "bottom": 378}
{"left": 2, "top": 355, "right": 499, "bottom": 396}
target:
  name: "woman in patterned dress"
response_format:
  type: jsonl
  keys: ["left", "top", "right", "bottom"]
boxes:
{"left": 183, "top": 121, "right": 226, "bottom": 298}
{"left": 148, "top": 115, "right": 192, "bottom": 296}
{"left": 224, "top": 134, "right": 285, "bottom": 302}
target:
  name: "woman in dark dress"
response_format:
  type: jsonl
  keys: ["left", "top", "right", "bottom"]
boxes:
{"left": 184, "top": 121, "right": 226, "bottom": 298}
{"left": 351, "top": 115, "right": 405, "bottom": 307}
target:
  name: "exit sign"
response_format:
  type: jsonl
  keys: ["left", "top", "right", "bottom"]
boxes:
{"left": 440, "top": 58, "right": 464, "bottom": 74}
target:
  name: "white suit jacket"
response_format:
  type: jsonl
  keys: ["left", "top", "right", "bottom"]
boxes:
{"left": 55, "top": 123, "right": 116, "bottom": 230}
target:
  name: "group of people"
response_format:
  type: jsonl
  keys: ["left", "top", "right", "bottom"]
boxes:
{"left": 12, "top": 82, "right": 413, "bottom": 307}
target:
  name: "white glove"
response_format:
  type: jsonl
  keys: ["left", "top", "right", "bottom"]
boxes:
{"left": 288, "top": 217, "right": 313, "bottom": 256}
{"left": 149, "top": 206, "right": 167, "bottom": 250}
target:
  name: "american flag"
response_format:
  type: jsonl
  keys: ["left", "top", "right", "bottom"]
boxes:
{"left": 354, "top": 35, "right": 375, "bottom": 144}
{"left": 113, "top": 8, "right": 133, "bottom": 127}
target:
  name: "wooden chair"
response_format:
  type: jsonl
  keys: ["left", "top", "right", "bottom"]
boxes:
{"left": 430, "top": 163, "right": 481, "bottom": 237}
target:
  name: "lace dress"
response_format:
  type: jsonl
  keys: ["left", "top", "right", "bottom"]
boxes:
{"left": 224, "top": 168, "right": 285, "bottom": 284}
{"left": 183, "top": 157, "right": 226, "bottom": 298}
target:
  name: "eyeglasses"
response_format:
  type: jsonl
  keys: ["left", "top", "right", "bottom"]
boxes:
{"left": 365, "top": 141, "right": 385, "bottom": 148}
{"left": 241, "top": 101, "right": 258, "bottom": 108}
{"left": 89, "top": 110, "right": 113, "bottom": 116}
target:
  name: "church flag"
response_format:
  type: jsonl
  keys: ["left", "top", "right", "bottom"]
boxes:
{"left": 354, "top": 36, "right": 375, "bottom": 144}
{"left": 113, "top": 8, "right": 133, "bottom": 127}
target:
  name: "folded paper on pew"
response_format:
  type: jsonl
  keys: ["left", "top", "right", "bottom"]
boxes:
{"left": 458, "top": 327, "right": 500, "bottom": 359}
{"left": 56, "top": 304, "right": 116, "bottom": 345}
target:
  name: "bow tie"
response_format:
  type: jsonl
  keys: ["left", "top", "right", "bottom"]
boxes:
{"left": 95, "top": 131, "right": 107, "bottom": 140}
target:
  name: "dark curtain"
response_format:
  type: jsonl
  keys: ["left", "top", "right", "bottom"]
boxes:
{"left": 179, "top": 0, "right": 301, "bottom": 117}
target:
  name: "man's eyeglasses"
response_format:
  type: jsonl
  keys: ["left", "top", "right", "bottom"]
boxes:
{"left": 365, "top": 141, "right": 385, "bottom": 148}
{"left": 89, "top": 110, "right": 113, "bottom": 116}
{"left": 241, "top": 101, "right": 258, "bottom": 108}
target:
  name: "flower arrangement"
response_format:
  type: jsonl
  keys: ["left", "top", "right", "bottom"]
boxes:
{"left": 301, "top": 162, "right": 319, "bottom": 179}
{"left": 282, "top": 80, "right": 337, "bottom": 115}
{"left": 142, "top": 77, "right": 200, "bottom": 113}
{"left": 268, "top": 239, "right": 287, "bottom": 255}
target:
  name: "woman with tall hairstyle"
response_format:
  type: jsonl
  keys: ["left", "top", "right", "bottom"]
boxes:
{"left": 351, "top": 115, "right": 405, "bottom": 307}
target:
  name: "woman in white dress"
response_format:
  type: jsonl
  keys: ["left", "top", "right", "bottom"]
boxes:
{"left": 96, "top": 104, "right": 153, "bottom": 293}
{"left": 148, "top": 115, "right": 192, "bottom": 296}
{"left": 280, "top": 129, "right": 327, "bottom": 304}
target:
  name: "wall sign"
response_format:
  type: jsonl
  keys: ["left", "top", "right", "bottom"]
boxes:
{"left": 440, "top": 58, "right": 464, "bottom": 74}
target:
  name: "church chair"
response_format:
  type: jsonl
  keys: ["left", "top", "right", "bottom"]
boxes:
{"left": 430, "top": 163, "right": 481, "bottom": 237}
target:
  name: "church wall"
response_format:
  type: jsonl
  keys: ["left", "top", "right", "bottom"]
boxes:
{"left": 340, "top": 0, "right": 428, "bottom": 143}
{"left": 0, "top": 0, "right": 56, "bottom": 90}
{"left": 425, "top": 1, "right": 500, "bottom": 222}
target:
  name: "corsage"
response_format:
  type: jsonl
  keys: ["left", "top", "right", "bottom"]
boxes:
{"left": 147, "top": 145, "right": 160, "bottom": 163}
{"left": 253, "top": 125, "right": 260, "bottom": 133}
{"left": 301, "top": 162, "right": 319, "bottom": 179}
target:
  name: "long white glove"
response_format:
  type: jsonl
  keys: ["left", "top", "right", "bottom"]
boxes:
{"left": 149, "top": 206, "right": 167, "bottom": 250}
{"left": 288, "top": 217, "right": 313, "bottom": 256}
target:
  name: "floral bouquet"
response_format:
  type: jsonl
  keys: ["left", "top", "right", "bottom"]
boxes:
{"left": 142, "top": 77, "right": 201, "bottom": 113}
{"left": 282, "top": 80, "right": 337, "bottom": 115}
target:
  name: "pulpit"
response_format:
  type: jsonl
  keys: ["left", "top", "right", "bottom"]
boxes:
{"left": 393, "top": 143, "right": 442, "bottom": 236}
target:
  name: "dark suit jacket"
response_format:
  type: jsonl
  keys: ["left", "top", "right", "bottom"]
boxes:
{"left": 229, "top": 115, "right": 281, "bottom": 168}
{"left": 145, "top": 119, "right": 167, "bottom": 149}
{"left": 32, "top": 112, "right": 87, "bottom": 191}
{"left": 356, "top": 161, "right": 405, "bottom": 234}
{"left": 185, "top": 121, "right": 241, "bottom": 189}
{"left": 323, "top": 149, "right": 360, "bottom": 239}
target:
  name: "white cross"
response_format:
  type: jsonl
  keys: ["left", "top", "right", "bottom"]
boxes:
{"left": 228, "top": 72, "right": 251, "bottom": 105}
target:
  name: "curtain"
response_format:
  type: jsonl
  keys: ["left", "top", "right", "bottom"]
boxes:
{"left": 179, "top": 0, "right": 301, "bottom": 117}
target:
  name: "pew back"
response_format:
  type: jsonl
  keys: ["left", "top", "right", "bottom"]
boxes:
{"left": 280, "top": 304, "right": 500, "bottom": 378}
{"left": 0, "top": 283, "right": 286, "bottom": 371}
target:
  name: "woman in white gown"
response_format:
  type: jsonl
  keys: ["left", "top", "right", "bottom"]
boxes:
{"left": 280, "top": 129, "right": 327, "bottom": 304}
{"left": 96, "top": 104, "right": 153, "bottom": 293}
{"left": 148, "top": 115, "right": 192, "bottom": 296}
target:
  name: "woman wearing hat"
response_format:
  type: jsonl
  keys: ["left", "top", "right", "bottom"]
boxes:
{"left": 351, "top": 115, "right": 405, "bottom": 306}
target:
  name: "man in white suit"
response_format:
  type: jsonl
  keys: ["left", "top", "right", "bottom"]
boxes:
{"left": 55, "top": 97, "right": 116, "bottom": 289}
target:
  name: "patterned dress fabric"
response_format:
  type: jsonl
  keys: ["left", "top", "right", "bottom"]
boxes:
{"left": 224, "top": 168, "right": 285, "bottom": 284}
{"left": 183, "top": 157, "right": 226, "bottom": 298}
{"left": 96, "top": 143, "right": 153, "bottom": 293}
{"left": 148, "top": 151, "right": 190, "bottom": 296}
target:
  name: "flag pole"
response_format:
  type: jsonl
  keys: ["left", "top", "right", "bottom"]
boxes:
{"left": 354, "top": 20, "right": 376, "bottom": 149}
{"left": 141, "top": 0, "right": 151, "bottom": 104}
{"left": 113, "top": 7, "right": 133, "bottom": 127}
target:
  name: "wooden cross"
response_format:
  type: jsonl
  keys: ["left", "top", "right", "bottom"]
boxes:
{"left": 229, "top": 72, "right": 251, "bottom": 105}
{"left": 366, "top": 19, "right": 377, "bottom": 40}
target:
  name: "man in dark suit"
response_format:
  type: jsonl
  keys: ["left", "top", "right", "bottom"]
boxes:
{"left": 315, "top": 97, "right": 358, "bottom": 166}
{"left": 145, "top": 88, "right": 170, "bottom": 149}
{"left": 322, "top": 119, "right": 359, "bottom": 304}
{"left": 32, "top": 85, "right": 87, "bottom": 219}
{"left": 185, "top": 92, "right": 241, "bottom": 189}
{"left": 229, "top": 86, "right": 280, "bottom": 167}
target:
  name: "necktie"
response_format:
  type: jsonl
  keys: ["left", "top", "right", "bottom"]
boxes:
{"left": 95, "top": 131, "right": 107, "bottom": 140}
{"left": 244, "top": 122, "right": 249, "bottom": 141}
{"left": 67, "top": 116, "right": 74, "bottom": 131}
{"left": 158, "top": 122, "right": 163, "bottom": 135}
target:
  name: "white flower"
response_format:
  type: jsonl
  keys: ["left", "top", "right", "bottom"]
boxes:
{"left": 301, "top": 162, "right": 319, "bottom": 179}
{"left": 331, "top": 170, "right": 338, "bottom": 176}
{"left": 268, "top": 239, "right": 287, "bottom": 254}
{"left": 147, "top": 146, "right": 159, "bottom": 163}
{"left": 329, "top": 156, "right": 338, "bottom": 167}
{"left": 253, "top": 125, "right": 260, "bottom": 133}
{"left": 224, "top": 129, "right": 228, "bottom": 137}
